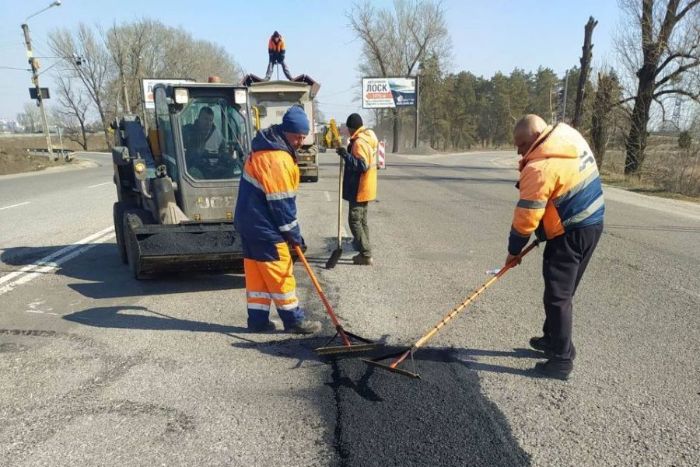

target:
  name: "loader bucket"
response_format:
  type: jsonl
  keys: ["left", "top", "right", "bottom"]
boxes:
{"left": 125, "top": 222, "right": 244, "bottom": 278}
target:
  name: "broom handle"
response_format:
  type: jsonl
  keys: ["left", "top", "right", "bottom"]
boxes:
{"left": 337, "top": 159, "right": 344, "bottom": 247}
{"left": 294, "top": 245, "right": 352, "bottom": 346}
{"left": 412, "top": 240, "right": 540, "bottom": 351}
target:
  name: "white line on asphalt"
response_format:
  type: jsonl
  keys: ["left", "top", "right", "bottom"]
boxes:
{"left": 87, "top": 182, "right": 111, "bottom": 188}
{"left": 0, "top": 201, "right": 30, "bottom": 211}
{"left": 324, "top": 191, "right": 331, "bottom": 201}
{"left": 0, "top": 227, "right": 115, "bottom": 295}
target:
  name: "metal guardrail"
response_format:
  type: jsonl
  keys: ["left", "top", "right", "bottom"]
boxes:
{"left": 25, "top": 148, "right": 75, "bottom": 161}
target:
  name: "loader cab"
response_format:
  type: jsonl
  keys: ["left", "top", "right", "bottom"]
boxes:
{"left": 153, "top": 84, "right": 251, "bottom": 184}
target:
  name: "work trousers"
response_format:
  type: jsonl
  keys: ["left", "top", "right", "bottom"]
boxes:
{"left": 265, "top": 59, "right": 293, "bottom": 80}
{"left": 348, "top": 201, "right": 371, "bottom": 257}
{"left": 542, "top": 223, "right": 603, "bottom": 361}
{"left": 244, "top": 242, "right": 304, "bottom": 329}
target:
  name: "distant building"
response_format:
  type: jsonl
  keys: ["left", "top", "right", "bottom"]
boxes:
{"left": 0, "top": 119, "right": 22, "bottom": 133}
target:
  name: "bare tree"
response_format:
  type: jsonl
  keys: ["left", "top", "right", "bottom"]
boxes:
{"left": 16, "top": 102, "right": 42, "bottom": 133}
{"left": 591, "top": 71, "right": 623, "bottom": 167}
{"left": 573, "top": 17, "right": 598, "bottom": 129}
{"left": 52, "top": 75, "right": 91, "bottom": 150}
{"left": 616, "top": 0, "right": 700, "bottom": 174}
{"left": 49, "top": 24, "right": 113, "bottom": 147}
{"left": 348, "top": 0, "right": 450, "bottom": 152}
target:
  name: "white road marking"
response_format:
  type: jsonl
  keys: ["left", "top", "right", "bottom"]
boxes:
{"left": 324, "top": 191, "right": 331, "bottom": 201}
{"left": 0, "top": 201, "right": 30, "bottom": 211}
{"left": 87, "top": 182, "right": 111, "bottom": 188}
{"left": 25, "top": 300, "right": 58, "bottom": 316}
{"left": 0, "top": 227, "right": 115, "bottom": 296}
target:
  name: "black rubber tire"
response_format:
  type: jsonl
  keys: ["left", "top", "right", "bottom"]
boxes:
{"left": 113, "top": 202, "right": 128, "bottom": 264}
{"left": 123, "top": 209, "right": 152, "bottom": 280}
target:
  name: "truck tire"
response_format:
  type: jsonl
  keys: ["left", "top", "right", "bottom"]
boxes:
{"left": 113, "top": 202, "right": 128, "bottom": 264}
{"left": 123, "top": 209, "right": 152, "bottom": 280}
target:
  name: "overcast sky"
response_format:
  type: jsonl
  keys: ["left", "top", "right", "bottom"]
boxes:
{"left": 0, "top": 0, "right": 622, "bottom": 123}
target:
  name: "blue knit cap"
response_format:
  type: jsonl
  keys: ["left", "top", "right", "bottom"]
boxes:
{"left": 280, "top": 106, "right": 310, "bottom": 135}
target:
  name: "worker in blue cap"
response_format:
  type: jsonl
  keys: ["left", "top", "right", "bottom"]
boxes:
{"left": 233, "top": 106, "right": 321, "bottom": 334}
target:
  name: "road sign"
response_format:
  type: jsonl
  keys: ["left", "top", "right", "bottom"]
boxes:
{"left": 362, "top": 77, "right": 416, "bottom": 109}
{"left": 29, "top": 87, "right": 50, "bottom": 100}
{"left": 141, "top": 78, "right": 195, "bottom": 110}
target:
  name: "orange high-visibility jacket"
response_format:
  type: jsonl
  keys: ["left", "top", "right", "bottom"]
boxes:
{"left": 268, "top": 36, "right": 285, "bottom": 53}
{"left": 234, "top": 126, "right": 301, "bottom": 261}
{"left": 342, "top": 126, "right": 378, "bottom": 203}
{"left": 508, "top": 123, "right": 605, "bottom": 255}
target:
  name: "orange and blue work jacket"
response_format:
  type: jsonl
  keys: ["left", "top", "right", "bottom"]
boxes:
{"left": 268, "top": 37, "right": 285, "bottom": 54}
{"left": 233, "top": 125, "right": 302, "bottom": 261}
{"left": 508, "top": 123, "right": 605, "bottom": 255}
{"left": 342, "top": 126, "right": 378, "bottom": 203}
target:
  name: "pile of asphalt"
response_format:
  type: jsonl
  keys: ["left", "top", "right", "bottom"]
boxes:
{"left": 327, "top": 348, "right": 530, "bottom": 466}
{"left": 138, "top": 231, "right": 237, "bottom": 255}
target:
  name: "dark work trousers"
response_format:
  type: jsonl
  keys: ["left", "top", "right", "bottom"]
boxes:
{"left": 348, "top": 201, "right": 371, "bottom": 257}
{"left": 265, "top": 56, "right": 293, "bottom": 80}
{"left": 542, "top": 223, "right": 603, "bottom": 361}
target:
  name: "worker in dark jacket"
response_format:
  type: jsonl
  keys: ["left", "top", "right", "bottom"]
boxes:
{"left": 265, "top": 31, "right": 293, "bottom": 81}
{"left": 336, "top": 113, "right": 378, "bottom": 265}
{"left": 507, "top": 114, "right": 604, "bottom": 380}
{"left": 233, "top": 106, "right": 321, "bottom": 334}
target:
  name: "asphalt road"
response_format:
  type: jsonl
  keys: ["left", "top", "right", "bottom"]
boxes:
{"left": 1, "top": 150, "right": 698, "bottom": 466}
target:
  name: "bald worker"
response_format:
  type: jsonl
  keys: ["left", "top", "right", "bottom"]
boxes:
{"left": 507, "top": 114, "right": 604, "bottom": 380}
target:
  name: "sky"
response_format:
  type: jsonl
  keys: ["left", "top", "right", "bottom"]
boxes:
{"left": 0, "top": 0, "right": 623, "bottom": 123}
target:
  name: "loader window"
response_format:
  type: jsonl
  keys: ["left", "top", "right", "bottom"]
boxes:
{"left": 155, "top": 87, "right": 178, "bottom": 179}
{"left": 181, "top": 98, "right": 246, "bottom": 181}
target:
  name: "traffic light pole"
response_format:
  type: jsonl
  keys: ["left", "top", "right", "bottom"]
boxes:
{"left": 22, "top": 23, "right": 54, "bottom": 160}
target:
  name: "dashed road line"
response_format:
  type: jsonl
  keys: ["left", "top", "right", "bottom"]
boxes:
{"left": 87, "top": 182, "right": 111, "bottom": 188}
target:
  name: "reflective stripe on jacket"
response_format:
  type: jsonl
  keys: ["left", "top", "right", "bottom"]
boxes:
{"left": 342, "top": 126, "right": 378, "bottom": 202}
{"left": 508, "top": 123, "right": 605, "bottom": 255}
{"left": 234, "top": 125, "right": 301, "bottom": 260}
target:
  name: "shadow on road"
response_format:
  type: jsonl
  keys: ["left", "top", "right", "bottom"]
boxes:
{"left": 1, "top": 243, "right": 245, "bottom": 299}
{"left": 63, "top": 305, "right": 256, "bottom": 343}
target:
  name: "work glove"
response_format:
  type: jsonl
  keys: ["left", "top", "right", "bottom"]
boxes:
{"left": 336, "top": 147, "right": 350, "bottom": 159}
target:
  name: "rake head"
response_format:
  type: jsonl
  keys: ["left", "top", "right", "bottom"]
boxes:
{"left": 314, "top": 330, "right": 380, "bottom": 358}
{"left": 362, "top": 348, "right": 421, "bottom": 379}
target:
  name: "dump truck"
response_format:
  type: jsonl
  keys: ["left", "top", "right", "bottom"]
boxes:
{"left": 243, "top": 75, "right": 320, "bottom": 182}
{"left": 112, "top": 82, "right": 252, "bottom": 278}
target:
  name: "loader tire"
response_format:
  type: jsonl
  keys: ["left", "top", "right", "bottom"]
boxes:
{"left": 113, "top": 202, "right": 128, "bottom": 264}
{"left": 123, "top": 209, "right": 151, "bottom": 280}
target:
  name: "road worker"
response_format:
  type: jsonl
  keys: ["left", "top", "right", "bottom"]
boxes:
{"left": 265, "top": 31, "right": 293, "bottom": 81}
{"left": 336, "top": 113, "right": 378, "bottom": 265}
{"left": 506, "top": 114, "right": 604, "bottom": 379}
{"left": 233, "top": 106, "right": 321, "bottom": 334}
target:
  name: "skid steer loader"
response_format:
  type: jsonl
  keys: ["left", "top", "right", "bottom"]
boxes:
{"left": 112, "top": 82, "right": 252, "bottom": 279}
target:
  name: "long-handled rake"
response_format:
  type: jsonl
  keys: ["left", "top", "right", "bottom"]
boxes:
{"left": 363, "top": 240, "right": 540, "bottom": 379}
{"left": 294, "top": 245, "right": 379, "bottom": 357}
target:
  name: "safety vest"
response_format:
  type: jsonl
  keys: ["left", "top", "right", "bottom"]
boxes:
{"left": 508, "top": 123, "right": 605, "bottom": 255}
{"left": 349, "top": 126, "right": 378, "bottom": 202}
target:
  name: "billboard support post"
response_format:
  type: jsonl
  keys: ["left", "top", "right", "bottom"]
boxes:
{"left": 414, "top": 74, "right": 419, "bottom": 149}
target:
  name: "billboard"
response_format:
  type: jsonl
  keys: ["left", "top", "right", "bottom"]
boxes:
{"left": 362, "top": 77, "right": 416, "bottom": 109}
{"left": 141, "top": 78, "right": 195, "bottom": 110}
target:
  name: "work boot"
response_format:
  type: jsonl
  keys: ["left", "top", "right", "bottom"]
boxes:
{"left": 352, "top": 254, "right": 373, "bottom": 266}
{"left": 248, "top": 321, "right": 276, "bottom": 333}
{"left": 530, "top": 336, "right": 577, "bottom": 360}
{"left": 534, "top": 358, "right": 573, "bottom": 380}
{"left": 285, "top": 320, "right": 322, "bottom": 335}
{"left": 529, "top": 336, "right": 552, "bottom": 353}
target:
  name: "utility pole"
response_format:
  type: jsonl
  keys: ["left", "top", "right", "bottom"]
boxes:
{"left": 414, "top": 74, "right": 420, "bottom": 149}
{"left": 22, "top": 23, "right": 53, "bottom": 160}
{"left": 562, "top": 69, "right": 569, "bottom": 123}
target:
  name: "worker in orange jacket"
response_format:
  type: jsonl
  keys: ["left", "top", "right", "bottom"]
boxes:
{"left": 507, "top": 114, "right": 604, "bottom": 380}
{"left": 265, "top": 31, "right": 293, "bottom": 81}
{"left": 233, "top": 106, "right": 321, "bottom": 334}
{"left": 336, "top": 113, "right": 378, "bottom": 265}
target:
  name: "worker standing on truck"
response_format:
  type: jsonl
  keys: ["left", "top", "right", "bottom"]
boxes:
{"left": 336, "top": 113, "right": 378, "bottom": 266}
{"left": 505, "top": 114, "right": 604, "bottom": 380}
{"left": 265, "top": 31, "right": 293, "bottom": 81}
{"left": 233, "top": 106, "right": 321, "bottom": 334}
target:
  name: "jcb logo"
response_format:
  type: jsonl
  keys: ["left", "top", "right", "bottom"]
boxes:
{"left": 196, "top": 196, "right": 234, "bottom": 208}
